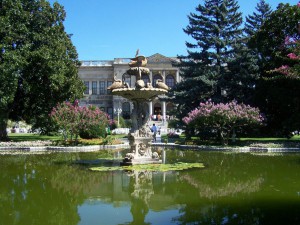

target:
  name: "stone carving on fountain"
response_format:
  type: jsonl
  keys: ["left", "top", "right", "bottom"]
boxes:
{"left": 108, "top": 50, "right": 169, "bottom": 165}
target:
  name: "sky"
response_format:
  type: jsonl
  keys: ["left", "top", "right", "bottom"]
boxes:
{"left": 49, "top": 0, "right": 298, "bottom": 60}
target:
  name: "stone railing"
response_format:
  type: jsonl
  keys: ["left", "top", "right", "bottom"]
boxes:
{"left": 81, "top": 60, "right": 113, "bottom": 67}
{"left": 114, "top": 58, "right": 131, "bottom": 64}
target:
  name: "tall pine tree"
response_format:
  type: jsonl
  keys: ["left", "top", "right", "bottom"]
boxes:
{"left": 244, "top": 0, "right": 272, "bottom": 37}
{"left": 170, "top": 0, "right": 244, "bottom": 120}
{"left": 244, "top": 0, "right": 272, "bottom": 80}
{"left": 220, "top": 37, "right": 259, "bottom": 104}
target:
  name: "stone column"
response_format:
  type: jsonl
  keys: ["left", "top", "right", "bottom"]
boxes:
{"left": 149, "top": 101, "right": 153, "bottom": 117}
{"left": 162, "top": 70, "right": 166, "bottom": 82}
{"left": 89, "top": 81, "right": 91, "bottom": 95}
{"left": 176, "top": 69, "right": 180, "bottom": 83}
{"left": 162, "top": 101, "right": 166, "bottom": 122}
{"left": 150, "top": 70, "right": 153, "bottom": 84}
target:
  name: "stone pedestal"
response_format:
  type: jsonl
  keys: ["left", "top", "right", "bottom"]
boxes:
{"left": 120, "top": 135, "right": 161, "bottom": 165}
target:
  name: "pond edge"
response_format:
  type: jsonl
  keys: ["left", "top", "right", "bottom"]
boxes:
{"left": 1, "top": 142, "right": 300, "bottom": 153}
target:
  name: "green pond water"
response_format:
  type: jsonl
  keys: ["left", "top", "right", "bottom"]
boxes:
{"left": 0, "top": 149, "right": 300, "bottom": 225}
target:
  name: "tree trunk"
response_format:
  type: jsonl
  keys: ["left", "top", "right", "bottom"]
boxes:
{"left": 0, "top": 111, "right": 9, "bottom": 141}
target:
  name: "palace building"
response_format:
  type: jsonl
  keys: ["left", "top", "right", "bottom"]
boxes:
{"left": 78, "top": 53, "right": 180, "bottom": 121}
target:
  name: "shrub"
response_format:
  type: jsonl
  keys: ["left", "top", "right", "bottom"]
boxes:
{"left": 50, "top": 101, "right": 110, "bottom": 142}
{"left": 167, "top": 132, "right": 180, "bottom": 138}
{"left": 79, "top": 125, "right": 106, "bottom": 139}
{"left": 168, "top": 119, "right": 179, "bottom": 129}
{"left": 183, "top": 100, "right": 264, "bottom": 145}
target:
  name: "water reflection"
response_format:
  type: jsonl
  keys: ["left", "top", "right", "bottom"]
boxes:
{"left": 0, "top": 154, "right": 82, "bottom": 225}
{"left": 1, "top": 151, "right": 300, "bottom": 225}
{"left": 125, "top": 170, "right": 153, "bottom": 225}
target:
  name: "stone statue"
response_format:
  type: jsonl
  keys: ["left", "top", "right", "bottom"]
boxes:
{"left": 107, "top": 75, "right": 124, "bottom": 90}
{"left": 156, "top": 79, "right": 169, "bottom": 90}
{"left": 128, "top": 51, "right": 148, "bottom": 68}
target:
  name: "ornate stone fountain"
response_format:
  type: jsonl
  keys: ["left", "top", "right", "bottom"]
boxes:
{"left": 108, "top": 51, "right": 169, "bottom": 165}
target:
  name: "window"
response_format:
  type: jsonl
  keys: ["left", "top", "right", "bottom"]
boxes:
{"left": 106, "top": 81, "right": 112, "bottom": 94}
{"left": 92, "top": 81, "right": 97, "bottom": 95}
{"left": 123, "top": 74, "right": 131, "bottom": 87}
{"left": 166, "top": 75, "right": 175, "bottom": 88}
{"left": 153, "top": 74, "right": 162, "bottom": 87}
{"left": 84, "top": 81, "right": 89, "bottom": 95}
{"left": 122, "top": 102, "right": 131, "bottom": 119}
{"left": 99, "top": 81, "right": 106, "bottom": 95}
{"left": 141, "top": 74, "right": 150, "bottom": 85}
{"left": 107, "top": 107, "right": 113, "bottom": 120}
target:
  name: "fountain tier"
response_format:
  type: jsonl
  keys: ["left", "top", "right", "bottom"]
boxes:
{"left": 112, "top": 88, "right": 167, "bottom": 101}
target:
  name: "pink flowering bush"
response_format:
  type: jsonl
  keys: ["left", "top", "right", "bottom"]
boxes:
{"left": 50, "top": 101, "right": 110, "bottom": 141}
{"left": 271, "top": 34, "right": 300, "bottom": 78}
{"left": 272, "top": 1, "right": 300, "bottom": 77}
{"left": 183, "top": 100, "right": 264, "bottom": 144}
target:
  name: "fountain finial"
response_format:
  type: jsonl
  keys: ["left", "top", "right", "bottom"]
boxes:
{"left": 128, "top": 50, "right": 147, "bottom": 68}
{"left": 135, "top": 49, "right": 139, "bottom": 57}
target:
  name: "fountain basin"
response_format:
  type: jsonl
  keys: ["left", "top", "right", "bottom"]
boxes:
{"left": 112, "top": 87, "right": 167, "bottom": 100}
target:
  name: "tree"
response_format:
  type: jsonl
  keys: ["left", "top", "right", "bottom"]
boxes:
{"left": 0, "top": 0, "right": 85, "bottom": 140}
{"left": 183, "top": 100, "right": 264, "bottom": 144}
{"left": 244, "top": 0, "right": 272, "bottom": 37}
{"left": 220, "top": 39, "right": 259, "bottom": 105}
{"left": 248, "top": 3, "right": 300, "bottom": 75}
{"left": 252, "top": 3, "right": 300, "bottom": 135}
{"left": 244, "top": 0, "right": 272, "bottom": 81}
{"left": 170, "top": 0, "right": 245, "bottom": 121}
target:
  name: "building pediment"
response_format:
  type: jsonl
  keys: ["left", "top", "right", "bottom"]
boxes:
{"left": 147, "top": 53, "right": 177, "bottom": 64}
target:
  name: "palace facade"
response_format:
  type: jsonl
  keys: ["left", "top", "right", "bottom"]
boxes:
{"left": 78, "top": 53, "right": 180, "bottom": 121}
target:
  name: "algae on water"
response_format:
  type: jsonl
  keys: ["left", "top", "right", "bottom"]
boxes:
{"left": 89, "top": 162, "right": 204, "bottom": 172}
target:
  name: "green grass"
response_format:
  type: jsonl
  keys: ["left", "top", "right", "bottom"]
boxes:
{"left": 8, "top": 133, "right": 63, "bottom": 142}
{"left": 239, "top": 136, "right": 300, "bottom": 141}
{"left": 161, "top": 134, "right": 300, "bottom": 146}
{"left": 8, "top": 133, "right": 127, "bottom": 146}
{"left": 110, "top": 134, "right": 128, "bottom": 139}
{"left": 6, "top": 133, "right": 300, "bottom": 148}
{"left": 7, "top": 133, "right": 127, "bottom": 143}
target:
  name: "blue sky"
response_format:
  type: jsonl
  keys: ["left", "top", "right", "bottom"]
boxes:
{"left": 49, "top": 0, "right": 298, "bottom": 60}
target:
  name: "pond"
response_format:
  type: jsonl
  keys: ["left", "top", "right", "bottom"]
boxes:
{"left": 0, "top": 149, "right": 300, "bottom": 225}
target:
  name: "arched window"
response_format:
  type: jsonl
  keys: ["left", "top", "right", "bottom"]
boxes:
{"left": 166, "top": 75, "right": 175, "bottom": 88}
{"left": 122, "top": 73, "right": 131, "bottom": 87}
{"left": 141, "top": 74, "right": 150, "bottom": 85}
{"left": 122, "top": 102, "right": 131, "bottom": 119}
{"left": 153, "top": 74, "right": 163, "bottom": 87}
{"left": 154, "top": 103, "right": 161, "bottom": 115}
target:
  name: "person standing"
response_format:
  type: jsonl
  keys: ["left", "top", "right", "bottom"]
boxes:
{"left": 151, "top": 124, "right": 157, "bottom": 142}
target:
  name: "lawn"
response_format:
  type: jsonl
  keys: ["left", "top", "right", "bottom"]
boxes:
{"left": 161, "top": 134, "right": 300, "bottom": 147}
{"left": 8, "top": 133, "right": 63, "bottom": 142}
{"left": 6, "top": 133, "right": 300, "bottom": 148}
{"left": 8, "top": 133, "right": 127, "bottom": 146}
